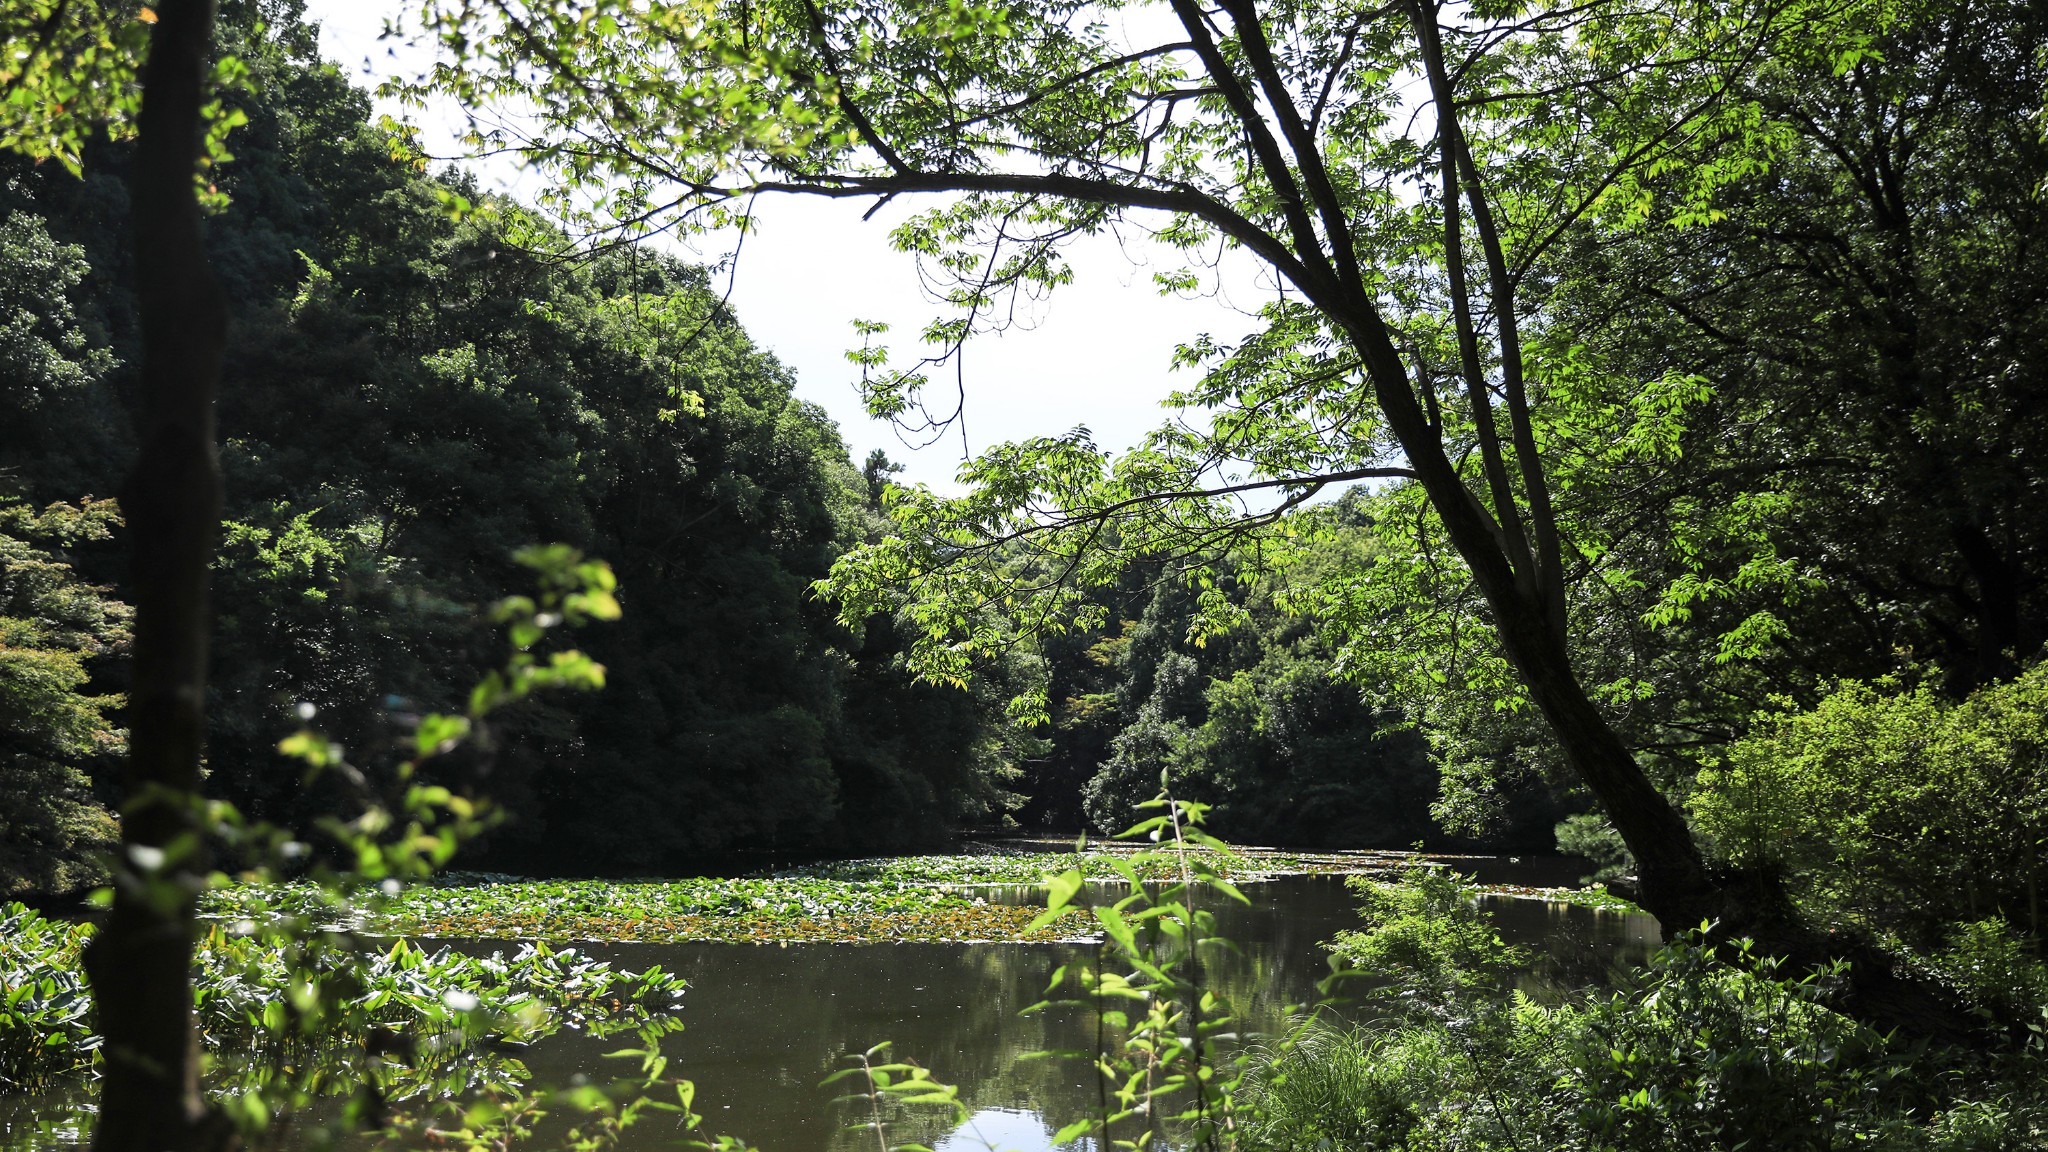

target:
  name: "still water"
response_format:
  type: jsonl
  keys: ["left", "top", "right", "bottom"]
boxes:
{"left": 517, "top": 871, "right": 1658, "bottom": 1152}
{"left": 0, "top": 864, "right": 1659, "bottom": 1151}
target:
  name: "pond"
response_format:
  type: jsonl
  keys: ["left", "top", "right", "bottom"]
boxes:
{"left": 0, "top": 859, "right": 1659, "bottom": 1152}
{"left": 501, "top": 867, "right": 1657, "bottom": 1152}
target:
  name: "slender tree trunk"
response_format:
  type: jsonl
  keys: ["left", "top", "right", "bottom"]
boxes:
{"left": 83, "top": 3, "right": 232, "bottom": 1151}
{"left": 1384, "top": 0, "right": 1722, "bottom": 939}
{"left": 1390, "top": 408, "right": 1719, "bottom": 930}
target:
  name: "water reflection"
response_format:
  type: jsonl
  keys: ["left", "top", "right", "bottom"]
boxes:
{"left": 1481, "top": 893, "right": 1663, "bottom": 998}
{"left": 936, "top": 1108, "right": 1082, "bottom": 1152}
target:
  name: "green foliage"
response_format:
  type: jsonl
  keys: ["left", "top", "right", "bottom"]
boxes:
{"left": 0, "top": 2, "right": 1027, "bottom": 875}
{"left": 400, "top": 0, "right": 2048, "bottom": 859}
{"left": 1553, "top": 939, "right": 1905, "bottom": 1151}
{"left": 305, "top": 840, "right": 1380, "bottom": 945}
{"left": 1017, "top": 547, "right": 1452, "bottom": 848}
{"left": 341, "top": 874, "right": 1085, "bottom": 945}
{"left": 0, "top": 211, "right": 114, "bottom": 414}
{"left": 0, "top": 898, "right": 689, "bottom": 1128}
{"left": 194, "top": 932, "right": 684, "bottom": 1099}
{"left": 1691, "top": 664, "right": 2048, "bottom": 979}
{"left": 777, "top": 845, "right": 1369, "bottom": 886}
{"left": 1541, "top": 0, "right": 2048, "bottom": 694}
{"left": 0, "top": 2, "right": 152, "bottom": 176}
{"left": 1238, "top": 1024, "right": 1453, "bottom": 1152}
{"left": 1025, "top": 793, "right": 1335, "bottom": 1152}
{"left": 0, "top": 498, "right": 127, "bottom": 897}
{"left": 1554, "top": 813, "right": 1636, "bottom": 885}
{"left": 1330, "top": 868, "right": 1530, "bottom": 1007}
{"left": 1252, "top": 879, "right": 2048, "bottom": 1151}
{"left": 377, "top": 1042, "right": 749, "bottom": 1152}
{"left": 82, "top": 540, "right": 638, "bottom": 1147}
{"left": 0, "top": 903, "right": 96, "bottom": 1091}
{"left": 0, "top": 0, "right": 252, "bottom": 205}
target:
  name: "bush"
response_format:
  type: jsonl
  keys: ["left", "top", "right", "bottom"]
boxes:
{"left": 1690, "top": 664, "right": 2048, "bottom": 1000}
{"left": 1250, "top": 872, "right": 2048, "bottom": 1152}
{"left": 1239, "top": 1024, "right": 1453, "bottom": 1152}
{"left": 1554, "top": 812, "right": 1635, "bottom": 885}
{"left": 1330, "top": 866, "right": 1530, "bottom": 1005}
{"left": 1552, "top": 938, "right": 1907, "bottom": 1150}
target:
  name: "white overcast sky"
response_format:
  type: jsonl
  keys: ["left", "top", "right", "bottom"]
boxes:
{"left": 301, "top": 1, "right": 1277, "bottom": 490}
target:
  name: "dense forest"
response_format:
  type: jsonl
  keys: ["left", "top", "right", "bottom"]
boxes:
{"left": 0, "top": 2, "right": 1479, "bottom": 896}
{"left": 6, "top": 0, "right": 2046, "bottom": 891}
{"left": 4, "top": 0, "right": 2048, "bottom": 1147}
{"left": 0, "top": 3, "right": 1010, "bottom": 886}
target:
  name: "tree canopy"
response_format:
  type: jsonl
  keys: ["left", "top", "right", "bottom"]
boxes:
{"left": 396, "top": 0, "right": 2045, "bottom": 1035}
{"left": 0, "top": 0, "right": 1036, "bottom": 883}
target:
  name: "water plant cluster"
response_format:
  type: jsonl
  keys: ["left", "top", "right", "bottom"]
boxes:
{"left": 0, "top": 905, "right": 94, "bottom": 1092}
{"left": 1476, "top": 883, "right": 1646, "bottom": 913}
{"left": 290, "top": 843, "right": 1443, "bottom": 945}
{"left": 0, "top": 901, "right": 686, "bottom": 1107}
{"left": 360, "top": 875, "right": 1089, "bottom": 944}
{"left": 773, "top": 845, "right": 1402, "bottom": 887}
{"left": 187, "top": 849, "right": 1610, "bottom": 949}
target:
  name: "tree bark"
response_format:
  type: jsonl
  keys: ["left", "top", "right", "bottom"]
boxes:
{"left": 83, "top": 3, "right": 233, "bottom": 1151}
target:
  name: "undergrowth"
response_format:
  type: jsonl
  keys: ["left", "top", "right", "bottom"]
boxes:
{"left": 1242, "top": 870, "right": 2048, "bottom": 1152}
{"left": 0, "top": 901, "right": 685, "bottom": 1113}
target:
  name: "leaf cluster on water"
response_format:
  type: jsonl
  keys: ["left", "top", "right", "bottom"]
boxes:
{"left": 0, "top": 903, "right": 96, "bottom": 1091}
{"left": 775, "top": 846, "right": 1411, "bottom": 887}
{"left": 357, "top": 876, "right": 1090, "bottom": 944}
{"left": 193, "top": 846, "right": 1605, "bottom": 947}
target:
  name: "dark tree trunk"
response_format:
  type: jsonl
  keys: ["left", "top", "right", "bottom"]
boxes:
{"left": 83, "top": 3, "right": 233, "bottom": 1151}
{"left": 1384, "top": 0, "right": 1725, "bottom": 941}
{"left": 1390, "top": 381, "right": 1978, "bottom": 1042}
{"left": 1380, "top": 394, "right": 1721, "bottom": 932}
{"left": 1951, "top": 522, "right": 2035, "bottom": 688}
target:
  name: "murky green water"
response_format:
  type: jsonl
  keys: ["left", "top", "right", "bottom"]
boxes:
{"left": 475, "top": 870, "right": 1657, "bottom": 1152}
{"left": 1, "top": 862, "right": 1659, "bottom": 1151}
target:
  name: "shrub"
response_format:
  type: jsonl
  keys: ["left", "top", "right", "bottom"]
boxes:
{"left": 0, "top": 900, "right": 685, "bottom": 1109}
{"left": 1690, "top": 664, "right": 2048, "bottom": 998}
{"left": 1554, "top": 812, "right": 1635, "bottom": 885}
{"left": 1255, "top": 872, "right": 2048, "bottom": 1151}
{"left": 1330, "top": 866, "right": 1530, "bottom": 1005}
{"left": 1552, "top": 938, "right": 1907, "bottom": 1151}
{"left": 1240, "top": 1023, "right": 1454, "bottom": 1152}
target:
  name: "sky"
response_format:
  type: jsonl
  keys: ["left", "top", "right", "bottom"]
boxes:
{"left": 301, "top": 2, "right": 1277, "bottom": 490}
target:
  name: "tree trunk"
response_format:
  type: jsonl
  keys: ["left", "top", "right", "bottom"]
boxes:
{"left": 1338, "top": 284, "right": 1978, "bottom": 1043}
{"left": 84, "top": 3, "right": 232, "bottom": 1151}
{"left": 1407, "top": 437, "right": 1720, "bottom": 931}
